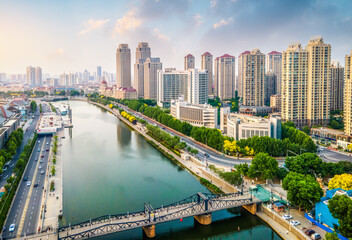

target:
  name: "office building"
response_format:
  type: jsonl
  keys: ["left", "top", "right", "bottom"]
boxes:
{"left": 26, "top": 66, "right": 36, "bottom": 85}
{"left": 134, "top": 42, "right": 151, "bottom": 98}
{"left": 267, "top": 51, "right": 282, "bottom": 94}
{"left": 240, "top": 49, "right": 266, "bottom": 106}
{"left": 116, "top": 44, "right": 131, "bottom": 88}
{"left": 214, "top": 54, "right": 235, "bottom": 100}
{"left": 144, "top": 58, "right": 162, "bottom": 100}
{"left": 265, "top": 71, "right": 277, "bottom": 105}
{"left": 170, "top": 97, "right": 218, "bottom": 128}
{"left": 224, "top": 113, "right": 281, "bottom": 140}
{"left": 330, "top": 61, "right": 344, "bottom": 111}
{"left": 184, "top": 54, "right": 195, "bottom": 70}
{"left": 201, "top": 52, "right": 213, "bottom": 95}
{"left": 270, "top": 94, "right": 282, "bottom": 112}
{"left": 344, "top": 51, "right": 352, "bottom": 136}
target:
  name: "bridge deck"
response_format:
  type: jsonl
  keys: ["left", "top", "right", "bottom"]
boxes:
{"left": 58, "top": 192, "right": 260, "bottom": 240}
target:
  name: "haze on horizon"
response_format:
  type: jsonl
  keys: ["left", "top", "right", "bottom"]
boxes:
{"left": 1, "top": 0, "right": 352, "bottom": 75}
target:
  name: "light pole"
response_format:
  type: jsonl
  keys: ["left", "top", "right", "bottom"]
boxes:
{"left": 318, "top": 213, "right": 321, "bottom": 223}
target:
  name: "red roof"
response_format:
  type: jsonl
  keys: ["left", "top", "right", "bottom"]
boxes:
{"left": 239, "top": 51, "right": 250, "bottom": 57}
{"left": 101, "top": 80, "right": 107, "bottom": 84}
{"left": 268, "top": 51, "right": 282, "bottom": 55}
{"left": 202, "top": 52, "right": 212, "bottom": 56}
{"left": 185, "top": 54, "right": 194, "bottom": 58}
{"left": 220, "top": 54, "right": 235, "bottom": 58}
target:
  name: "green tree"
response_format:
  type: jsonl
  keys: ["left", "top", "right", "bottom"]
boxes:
{"left": 285, "top": 153, "right": 323, "bottom": 176}
{"left": 283, "top": 172, "right": 323, "bottom": 211}
{"left": 219, "top": 170, "right": 243, "bottom": 186}
{"left": 30, "top": 100, "right": 37, "bottom": 112}
{"left": 248, "top": 153, "right": 279, "bottom": 180}
{"left": 190, "top": 149, "right": 198, "bottom": 155}
{"left": 328, "top": 194, "right": 352, "bottom": 238}
{"left": 235, "top": 163, "right": 249, "bottom": 176}
{"left": 330, "top": 119, "right": 339, "bottom": 129}
{"left": 302, "top": 126, "right": 311, "bottom": 135}
{"left": 14, "top": 159, "right": 25, "bottom": 173}
{"left": 324, "top": 231, "right": 339, "bottom": 240}
{"left": 277, "top": 167, "right": 289, "bottom": 180}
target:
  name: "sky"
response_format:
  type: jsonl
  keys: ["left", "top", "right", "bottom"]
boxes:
{"left": 0, "top": 0, "right": 352, "bottom": 75}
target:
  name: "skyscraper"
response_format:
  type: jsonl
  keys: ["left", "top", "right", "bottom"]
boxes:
{"left": 201, "top": 52, "right": 213, "bottom": 95}
{"left": 134, "top": 42, "right": 151, "bottom": 98}
{"left": 214, "top": 54, "right": 235, "bottom": 100}
{"left": 306, "top": 36, "right": 331, "bottom": 126}
{"left": 330, "top": 61, "right": 344, "bottom": 111}
{"left": 266, "top": 51, "right": 282, "bottom": 94}
{"left": 240, "top": 49, "right": 266, "bottom": 106}
{"left": 187, "top": 69, "right": 208, "bottom": 104}
{"left": 344, "top": 51, "right": 352, "bottom": 136}
{"left": 116, "top": 44, "right": 131, "bottom": 88}
{"left": 35, "top": 67, "right": 42, "bottom": 85}
{"left": 97, "top": 66, "right": 102, "bottom": 77}
{"left": 184, "top": 54, "right": 195, "bottom": 70}
{"left": 238, "top": 51, "right": 250, "bottom": 98}
{"left": 144, "top": 57, "right": 162, "bottom": 100}
{"left": 265, "top": 71, "right": 277, "bottom": 105}
{"left": 26, "top": 66, "right": 36, "bottom": 85}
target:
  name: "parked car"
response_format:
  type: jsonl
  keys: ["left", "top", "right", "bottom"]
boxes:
{"left": 26, "top": 181, "right": 31, "bottom": 186}
{"left": 304, "top": 229, "right": 315, "bottom": 236}
{"left": 282, "top": 215, "right": 292, "bottom": 220}
{"left": 290, "top": 220, "right": 300, "bottom": 226}
{"left": 311, "top": 233, "right": 322, "bottom": 240}
{"left": 9, "top": 224, "right": 15, "bottom": 232}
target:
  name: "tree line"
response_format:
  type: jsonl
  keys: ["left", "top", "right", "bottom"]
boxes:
{"left": 0, "top": 128, "right": 24, "bottom": 173}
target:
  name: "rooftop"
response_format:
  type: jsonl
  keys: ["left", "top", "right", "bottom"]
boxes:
{"left": 268, "top": 51, "right": 282, "bottom": 55}
{"left": 185, "top": 54, "right": 194, "bottom": 58}
{"left": 202, "top": 52, "right": 212, "bottom": 56}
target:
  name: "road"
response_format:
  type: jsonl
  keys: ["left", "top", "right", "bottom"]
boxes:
{"left": 318, "top": 146, "right": 352, "bottom": 163}
{"left": 2, "top": 135, "right": 52, "bottom": 238}
{"left": 0, "top": 112, "right": 40, "bottom": 188}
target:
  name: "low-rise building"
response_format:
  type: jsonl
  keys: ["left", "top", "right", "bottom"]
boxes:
{"left": 225, "top": 113, "right": 281, "bottom": 140}
{"left": 170, "top": 98, "right": 218, "bottom": 128}
{"left": 239, "top": 105, "right": 272, "bottom": 116}
{"left": 311, "top": 127, "right": 351, "bottom": 147}
{"left": 99, "top": 80, "right": 137, "bottom": 99}
{"left": 0, "top": 106, "right": 21, "bottom": 149}
{"left": 37, "top": 112, "right": 62, "bottom": 135}
{"left": 8, "top": 98, "right": 29, "bottom": 116}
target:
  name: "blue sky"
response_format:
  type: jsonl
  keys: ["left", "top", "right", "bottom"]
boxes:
{"left": 0, "top": 0, "right": 352, "bottom": 75}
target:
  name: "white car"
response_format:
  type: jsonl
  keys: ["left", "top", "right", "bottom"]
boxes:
{"left": 26, "top": 181, "right": 31, "bottom": 186}
{"left": 9, "top": 223, "right": 15, "bottom": 232}
{"left": 290, "top": 220, "right": 300, "bottom": 226}
{"left": 282, "top": 214, "right": 292, "bottom": 220}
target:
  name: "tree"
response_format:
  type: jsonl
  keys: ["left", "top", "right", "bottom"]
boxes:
{"left": 330, "top": 119, "right": 339, "bottom": 129}
{"left": 190, "top": 149, "right": 198, "bottom": 155}
{"left": 277, "top": 167, "right": 289, "bottom": 180}
{"left": 219, "top": 170, "right": 243, "bottom": 186}
{"left": 30, "top": 100, "right": 37, "bottom": 112}
{"left": 328, "top": 194, "right": 352, "bottom": 238}
{"left": 223, "top": 140, "right": 240, "bottom": 155}
{"left": 302, "top": 126, "right": 311, "bottom": 135}
{"left": 328, "top": 174, "right": 352, "bottom": 191}
{"left": 6, "top": 176, "right": 14, "bottom": 184}
{"left": 282, "top": 172, "right": 323, "bottom": 211}
{"left": 285, "top": 153, "right": 323, "bottom": 176}
{"left": 324, "top": 231, "right": 339, "bottom": 240}
{"left": 236, "top": 163, "right": 249, "bottom": 176}
{"left": 14, "top": 159, "right": 25, "bottom": 172}
{"left": 248, "top": 153, "right": 279, "bottom": 180}
{"left": 348, "top": 144, "right": 352, "bottom": 152}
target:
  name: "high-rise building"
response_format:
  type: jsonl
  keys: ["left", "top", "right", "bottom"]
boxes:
{"left": 97, "top": 66, "right": 102, "bottom": 77}
{"left": 270, "top": 94, "right": 282, "bottom": 112}
{"left": 240, "top": 49, "right": 266, "bottom": 106}
{"left": 134, "top": 42, "right": 152, "bottom": 98}
{"left": 265, "top": 71, "right": 277, "bottom": 105}
{"left": 306, "top": 36, "right": 331, "bottom": 126}
{"left": 238, "top": 51, "right": 250, "bottom": 98}
{"left": 116, "top": 44, "right": 131, "bottom": 88}
{"left": 26, "top": 66, "right": 36, "bottom": 85}
{"left": 0, "top": 73, "right": 6, "bottom": 81}
{"left": 330, "top": 61, "right": 344, "bottom": 111}
{"left": 144, "top": 57, "right": 162, "bottom": 100}
{"left": 184, "top": 54, "right": 195, "bottom": 70}
{"left": 214, "top": 54, "right": 235, "bottom": 100}
{"left": 344, "top": 51, "right": 352, "bottom": 136}
{"left": 187, "top": 68, "right": 208, "bottom": 104}
{"left": 281, "top": 43, "right": 308, "bottom": 127}
{"left": 201, "top": 52, "right": 213, "bottom": 95}
{"left": 136, "top": 42, "right": 151, "bottom": 60}
{"left": 83, "top": 69, "right": 89, "bottom": 82}
{"left": 282, "top": 36, "right": 331, "bottom": 127}
{"left": 35, "top": 67, "right": 42, "bottom": 85}
{"left": 266, "top": 51, "right": 282, "bottom": 94}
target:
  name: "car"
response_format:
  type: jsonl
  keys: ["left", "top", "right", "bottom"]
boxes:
{"left": 40, "top": 159, "right": 43, "bottom": 163}
{"left": 204, "top": 153, "right": 210, "bottom": 157}
{"left": 46, "top": 142, "right": 49, "bottom": 145}
{"left": 282, "top": 215, "right": 292, "bottom": 220}
{"left": 304, "top": 229, "right": 315, "bottom": 236}
{"left": 41, "top": 155, "right": 44, "bottom": 158}
{"left": 26, "top": 181, "right": 31, "bottom": 186}
{"left": 2, "top": 166, "right": 8, "bottom": 172}
{"left": 311, "top": 233, "right": 322, "bottom": 240}
{"left": 9, "top": 223, "right": 15, "bottom": 232}
{"left": 34, "top": 183, "right": 39, "bottom": 188}
{"left": 38, "top": 166, "right": 42, "bottom": 170}
{"left": 46, "top": 149, "right": 49, "bottom": 151}
{"left": 290, "top": 220, "right": 300, "bottom": 226}
{"left": 23, "top": 177, "right": 28, "bottom": 181}
{"left": 35, "top": 158, "right": 38, "bottom": 161}
{"left": 40, "top": 170, "right": 45, "bottom": 175}
{"left": 38, "top": 149, "right": 40, "bottom": 152}
{"left": 38, "top": 140, "right": 40, "bottom": 143}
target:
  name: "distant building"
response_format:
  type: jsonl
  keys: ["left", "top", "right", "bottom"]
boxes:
{"left": 224, "top": 113, "right": 281, "bottom": 140}
{"left": 116, "top": 44, "right": 131, "bottom": 88}
{"left": 344, "top": 51, "right": 352, "bottom": 136}
{"left": 201, "top": 52, "right": 213, "bottom": 95}
{"left": 220, "top": 106, "right": 231, "bottom": 133}
{"left": 330, "top": 62, "right": 344, "bottom": 111}
{"left": 265, "top": 71, "right": 277, "bottom": 105}
{"left": 184, "top": 54, "right": 195, "bottom": 70}
{"left": 35, "top": 67, "right": 42, "bottom": 85}
{"left": 311, "top": 127, "right": 351, "bottom": 148}
{"left": 8, "top": 98, "right": 29, "bottom": 116}
{"left": 144, "top": 58, "right": 162, "bottom": 100}
{"left": 97, "top": 66, "right": 102, "bottom": 78}
{"left": 99, "top": 80, "right": 137, "bottom": 100}
{"left": 239, "top": 105, "right": 272, "bottom": 116}
{"left": 266, "top": 51, "right": 282, "bottom": 94}
{"left": 170, "top": 97, "right": 218, "bottom": 128}
{"left": 26, "top": 66, "right": 36, "bottom": 85}
{"left": 46, "top": 78, "right": 59, "bottom": 87}
{"left": 0, "top": 73, "right": 6, "bottom": 81}
{"left": 214, "top": 54, "right": 236, "bottom": 100}
{"left": 270, "top": 94, "right": 282, "bottom": 112}
{"left": 134, "top": 42, "right": 151, "bottom": 98}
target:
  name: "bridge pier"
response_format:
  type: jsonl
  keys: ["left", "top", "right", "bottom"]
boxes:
{"left": 243, "top": 203, "right": 257, "bottom": 214}
{"left": 194, "top": 213, "right": 212, "bottom": 225}
{"left": 143, "top": 225, "right": 156, "bottom": 238}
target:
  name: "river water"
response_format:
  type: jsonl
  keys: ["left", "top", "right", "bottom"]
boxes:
{"left": 60, "top": 101, "right": 282, "bottom": 240}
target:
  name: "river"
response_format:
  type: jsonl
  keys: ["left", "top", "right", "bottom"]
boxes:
{"left": 60, "top": 100, "right": 282, "bottom": 240}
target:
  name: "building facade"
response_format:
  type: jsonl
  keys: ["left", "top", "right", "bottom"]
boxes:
{"left": 201, "top": 52, "right": 213, "bottom": 95}
{"left": 144, "top": 57, "right": 162, "bottom": 100}
{"left": 344, "top": 51, "right": 352, "bottom": 136}
{"left": 134, "top": 42, "right": 151, "bottom": 98}
{"left": 270, "top": 94, "right": 282, "bottom": 112}
{"left": 187, "top": 69, "right": 208, "bottom": 105}
{"left": 116, "top": 44, "right": 131, "bottom": 88}
{"left": 265, "top": 71, "right": 277, "bottom": 105}
{"left": 240, "top": 49, "right": 266, "bottom": 106}
{"left": 266, "top": 51, "right": 282, "bottom": 94}
{"left": 184, "top": 54, "right": 195, "bottom": 70}
{"left": 330, "top": 62, "right": 344, "bottom": 111}
{"left": 214, "top": 54, "right": 236, "bottom": 100}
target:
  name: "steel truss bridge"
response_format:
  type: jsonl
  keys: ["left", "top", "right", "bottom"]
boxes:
{"left": 58, "top": 191, "right": 259, "bottom": 240}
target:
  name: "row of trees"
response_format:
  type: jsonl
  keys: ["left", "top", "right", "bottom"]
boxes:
{"left": 328, "top": 194, "right": 352, "bottom": 238}
{"left": 146, "top": 124, "right": 186, "bottom": 152}
{"left": 0, "top": 128, "right": 24, "bottom": 173}
{"left": 209, "top": 164, "right": 243, "bottom": 186}
{"left": 120, "top": 111, "right": 137, "bottom": 124}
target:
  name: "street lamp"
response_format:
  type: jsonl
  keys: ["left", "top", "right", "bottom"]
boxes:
{"left": 318, "top": 213, "right": 321, "bottom": 223}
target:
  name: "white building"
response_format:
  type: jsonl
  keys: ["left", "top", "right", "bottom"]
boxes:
{"left": 170, "top": 97, "right": 218, "bottom": 128}
{"left": 225, "top": 113, "right": 281, "bottom": 140}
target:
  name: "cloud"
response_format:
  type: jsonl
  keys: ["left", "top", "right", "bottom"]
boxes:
{"left": 79, "top": 19, "right": 110, "bottom": 35}
{"left": 153, "top": 28, "right": 169, "bottom": 41}
{"left": 213, "top": 17, "right": 233, "bottom": 29}
{"left": 210, "top": 0, "right": 218, "bottom": 8}
{"left": 48, "top": 48, "right": 64, "bottom": 57}
{"left": 193, "top": 14, "right": 203, "bottom": 26}
{"left": 114, "top": 10, "right": 142, "bottom": 35}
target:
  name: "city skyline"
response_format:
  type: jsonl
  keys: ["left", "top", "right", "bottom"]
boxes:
{"left": 1, "top": 0, "right": 352, "bottom": 74}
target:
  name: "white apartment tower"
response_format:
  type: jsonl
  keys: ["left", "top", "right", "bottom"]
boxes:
{"left": 201, "top": 52, "right": 213, "bottom": 95}
{"left": 116, "top": 44, "right": 131, "bottom": 88}
{"left": 344, "top": 51, "right": 352, "bottom": 136}
{"left": 134, "top": 42, "right": 151, "bottom": 98}
{"left": 26, "top": 66, "right": 36, "bottom": 85}
{"left": 214, "top": 54, "right": 236, "bottom": 100}
{"left": 35, "top": 67, "right": 42, "bottom": 85}
{"left": 187, "top": 69, "right": 208, "bottom": 105}
{"left": 184, "top": 54, "right": 195, "bottom": 70}
{"left": 144, "top": 58, "right": 162, "bottom": 100}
